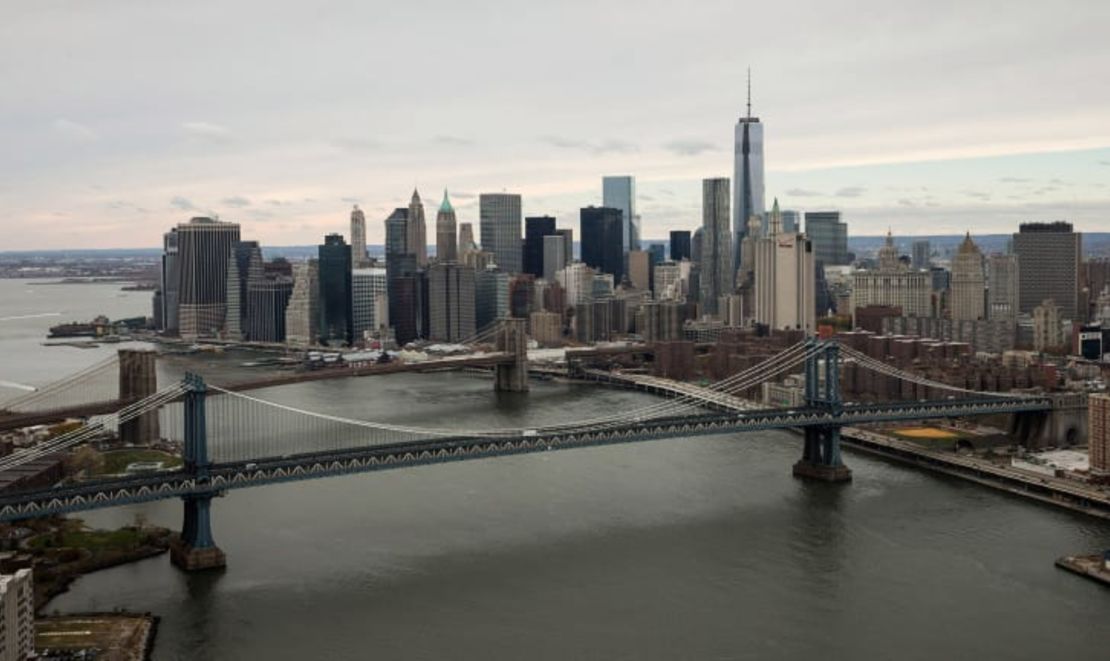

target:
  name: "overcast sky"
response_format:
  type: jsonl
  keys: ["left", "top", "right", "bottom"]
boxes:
{"left": 2, "top": 0, "right": 1109, "bottom": 250}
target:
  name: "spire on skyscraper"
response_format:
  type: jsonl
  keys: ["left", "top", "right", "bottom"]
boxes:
{"left": 440, "top": 189, "right": 453, "bottom": 213}
{"left": 746, "top": 67, "right": 752, "bottom": 120}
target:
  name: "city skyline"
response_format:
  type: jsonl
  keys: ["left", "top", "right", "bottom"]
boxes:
{"left": 2, "top": 2, "right": 1109, "bottom": 250}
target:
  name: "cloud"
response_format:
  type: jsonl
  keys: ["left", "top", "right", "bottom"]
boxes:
{"left": 266, "top": 199, "right": 285, "bottom": 206}
{"left": 1099, "top": 161, "right": 1110, "bottom": 166}
{"left": 662, "top": 139, "right": 716, "bottom": 156}
{"left": 331, "top": 137, "right": 383, "bottom": 152}
{"left": 181, "top": 121, "right": 232, "bottom": 142}
{"left": 999, "top": 177, "right": 1031, "bottom": 183}
{"left": 961, "top": 190, "right": 991, "bottom": 201}
{"left": 540, "top": 135, "right": 638, "bottom": 155}
{"left": 898, "top": 199, "right": 915, "bottom": 207}
{"left": 434, "top": 134, "right": 473, "bottom": 146}
{"left": 834, "top": 186, "right": 866, "bottom": 198}
{"left": 52, "top": 118, "right": 98, "bottom": 142}
{"left": 170, "top": 196, "right": 197, "bottom": 211}
{"left": 221, "top": 196, "right": 251, "bottom": 208}
{"left": 785, "top": 188, "right": 822, "bottom": 198}
{"left": 340, "top": 197, "right": 360, "bottom": 204}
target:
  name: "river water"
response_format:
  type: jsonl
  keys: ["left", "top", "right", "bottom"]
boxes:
{"left": 2, "top": 279, "right": 1109, "bottom": 660}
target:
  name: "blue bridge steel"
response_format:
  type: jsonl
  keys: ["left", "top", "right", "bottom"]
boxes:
{"left": 0, "top": 339, "right": 1054, "bottom": 569}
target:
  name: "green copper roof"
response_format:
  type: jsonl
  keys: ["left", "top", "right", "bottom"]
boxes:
{"left": 439, "top": 189, "right": 454, "bottom": 213}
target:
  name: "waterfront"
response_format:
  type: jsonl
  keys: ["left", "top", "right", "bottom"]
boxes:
{"left": 4, "top": 280, "right": 1110, "bottom": 660}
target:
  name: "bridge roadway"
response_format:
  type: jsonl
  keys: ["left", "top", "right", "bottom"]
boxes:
{"left": 0, "top": 395, "right": 1052, "bottom": 522}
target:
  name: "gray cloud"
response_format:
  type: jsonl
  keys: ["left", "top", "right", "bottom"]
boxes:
{"left": 835, "top": 186, "right": 866, "bottom": 198}
{"left": 181, "top": 121, "right": 232, "bottom": 142}
{"left": 785, "top": 188, "right": 822, "bottom": 197}
{"left": 266, "top": 199, "right": 285, "bottom": 206}
{"left": 662, "top": 139, "right": 717, "bottom": 156}
{"left": 434, "top": 135, "right": 473, "bottom": 146}
{"left": 898, "top": 199, "right": 915, "bottom": 207}
{"left": 331, "top": 137, "right": 383, "bottom": 152}
{"left": 340, "top": 197, "right": 361, "bottom": 204}
{"left": 170, "top": 196, "right": 197, "bottom": 211}
{"left": 1099, "top": 161, "right": 1110, "bottom": 166}
{"left": 52, "top": 118, "right": 98, "bottom": 142}
{"left": 999, "top": 177, "right": 1031, "bottom": 183}
{"left": 961, "top": 190, "right": 991, "bottom": 201}
{"left": 540, "top": 135, "right": 638, "bottom": 155}
{"left": 221, "top": 196, "right": 251, "bottom": 207}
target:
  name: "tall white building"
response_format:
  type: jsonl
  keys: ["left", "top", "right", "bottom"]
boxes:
{"left": 285, "top": 260, "right": 319, "bottom": 346}
{"left": 542, "top": 235, "right": 566, "bottom": 282}
{"left": 0, "top": 569, "right": 34, "bottom": 661}
{"left": 733, "top": 72, "right": 765, "bottom": 275}
{"left": 479, "top": 193, "right": 523, "bottom": 273}
{"left": 754, "top": 200, "right": 815, "bottom": 332}
{"left": 557, "top": 262, "right": 595, "bottom": 306}
{"left": 988, "top": 253, "right": 1019, "bottom": 321}
{"left": 699, "top": 178, "right": 732, "bottom": 317}
{"left": 350, "top": 204, "right": 367, "bottom": 267}
{"left": 602, "top": 175, "right": 638, "bottom": 252}
{"left": 850, "top": 231, "right": 931, "bottom": 320}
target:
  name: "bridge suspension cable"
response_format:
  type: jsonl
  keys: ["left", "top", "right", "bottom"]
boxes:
{"left": 0, "top": 382, "right": 188, "bottom": 472}
{"left": 0, "top": 354, "right": 121, "bottom": 414}
{"left": 835, "top": 343, "right": 1029, "bottom": 399}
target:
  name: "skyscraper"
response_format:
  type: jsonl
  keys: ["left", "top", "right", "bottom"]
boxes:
{"left": 754, "top": 200, "right": 815, "bottom": 332}
{"left": 602, "top": 176, "right": 638, "bottom": 252}
{"left": 175, "top": 216, "right": 241, "bottom": 339}
{"left": 225, "top": 240, "right": 263, "bottom": 340}
{"left": 475, "top": 265, "right": 510, "bottom": 331}
{"left": 850, "top": 231, "right": 931, "bottom": 320}
{"left": 458, "top": 222, "right": 477, "bottom": 253}
{"left": 700, "top": 178, "right": 732, "bottom": 317}
{"left": 385, "top": 208, "right": 420, "bottom": 346}
{"left": 556, "top": 228, "right": 574, "bottom": 264}
{"left": 950, "top": 233, "right": 986, "bottom": 321}
{"left": 427, "top": 262, "right": 476, "bottom": 342}
{"left": 350, "top": 205, "right": 367, "bottom": 267}
{"left": 479, "top": 193, "right": 523, "bottom": 273}
{"left": 318, "top": 234, "right": 353, "bottom": 346}
{"left": 779, "top": 210, "right": 800, "bottom": 235}
{"left": 285, "top": 260, "right": 319, "bottom": 346}
{"left": 912, "top": 239, "right": 931, "bottom": 270}
{"left": 580, "top": 207, "right": 625, "bottom": 285}
{"left": 804, "top": 211, "right": 849, "bottom": 266}
{"left": 352, "top": 267, "right": 389, "bottom": 341}
{"left": 1013, "top": 222, "right": 1082, "bottom": 319}
{"left": 385, "top": 208, "right": 408, "bottom": 256}
{"left": 524, "top": 215, "right": 557, "bottom": 277}
{"left": 407, "top": 189, "right": 428, "bottom": 266}
{"left": 160, "top": 229, "right": 180, "bottom": 334}
{"left": 542, "top": 235, "right": 566, "bottom": 282}
{"left": 246, "top": 276, "right": 293, "bottom": 342}
{"left": 988, "top": 253, "right": 1019, "bottom": 321}
{"left": 435, "top": 190, "right": 458, "bottom": 263}
{"left": 733, "top": 72, "right": 765, "bottom": 274}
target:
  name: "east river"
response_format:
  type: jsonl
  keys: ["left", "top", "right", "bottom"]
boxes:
{"left": 2, "top": 279, "right": 1109, "bottom": 660}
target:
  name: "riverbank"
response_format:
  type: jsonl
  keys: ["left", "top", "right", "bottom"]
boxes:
{"left": 1054, "top": 555, "right": 1110, "bottom": 588}
{"left": 36, "top": 612, "right": 158, "bottom": 660}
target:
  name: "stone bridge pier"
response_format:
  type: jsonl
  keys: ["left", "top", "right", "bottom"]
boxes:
{"left": 495, "top": 318, "right": 529, "bottom": 393}
{"left": 1010, "top": 392, "right": 1088, "bottom": 450}
{"left": 793, "top": 340, "right": 852, "bottom": 482}
{"left": 118, "top": 349, "right": 159, "bottom": 444}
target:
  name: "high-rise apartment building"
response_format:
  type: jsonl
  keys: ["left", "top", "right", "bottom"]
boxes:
{"left": 580, "top": 207, "right": 625, "bottom": 284}
{"left": 754, "top": 200, "right": 815, "bottom": 332}
{"left": 407, "top": 189, "right": 428, "bottom": 266}
{"left": 1013, "top": 222, "right": 1081, "bottom": 319}
{"left": 557, "top": 262, "right": 596, "bottom": 306}
{"left": 988, "top": 253, "right": 1019, "bottom": 320}
{"left": 950, "top": 233, "right": 986, "bottom": 321}
{"left": 352, "top": 267, "right": 389, "bottom": 341}
{"left": 602, "top": 176, "right": 638, "bottom": 252}
{"left": 285, "top": 260, "right": 319, "bottom": 346}
{"left": 427, "top": 262, "right": 476, "bottom": 342}
{"left": 700, "top": 178, "right": 732, "bottom": 317}
{"left": 542, "top": 235, "right": 566, "bottom": 282}
{"left": 175, "top": 216, "right": 241, "bottom": 339}
{"left": 479, "top": 193, "right": 523, "bottom": 273}
{"left": 733, "top": 81, "right": 764, "bottom": 274}
{"left": 318, "top": 234, "right": 353, "bottom": 346}
{"left": 350, "top": 205, "right": 367, "bottom": 267}
{"left": 804, "top": 211, "right": 849, "bottom": 266}
{"left": 0, "top": 569, "right": 34, "bottom": 661}
{"left": 555, "top": 228, "right": 574, "bottom": 264}
{"left": 524, "top": 216, "right": 557, "bottom": 277}
{"left": 669, "top": 230, "right": 691, "bottom": 262}
{"left": 1032, "top": 299, "right": 1063, "bottom": 352}
{"left": 435, "top": 191, "right": 457, "bottom": 263}
{"left": 627, "top": 250, "right": 651, "bottom": 291}
{"left": 912, "top": 239, "right": 931, "bottom": 270}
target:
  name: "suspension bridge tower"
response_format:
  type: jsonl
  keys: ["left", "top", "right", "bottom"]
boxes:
{"left": 495, "top": 318, "right": 529, "bottom": 392}
{"left": 169, "top": 373, "right": 227, "bottom": 571}
{"left": 794, "top": 340, "right": 853, "bottom": 482}
{"left": 118, "top": 349, "right": 159, "bottom": 444}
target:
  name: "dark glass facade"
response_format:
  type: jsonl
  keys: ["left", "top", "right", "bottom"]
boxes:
{"left": 524, "top": 216, "right": 557, "bottom": 278}
{"left": 669, "top": 230, "right": 691, "bottom": 261}
{"left": 318, "top": 234, "right": 353, "bottom": 346}
{"left": 580, "top": 207, "right": 624, "bottom": 284}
